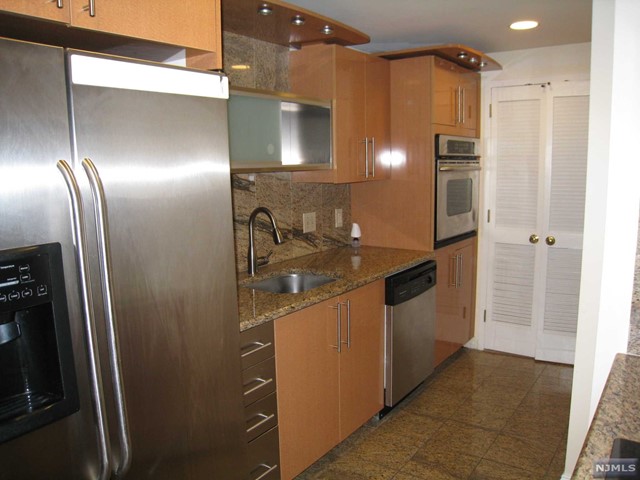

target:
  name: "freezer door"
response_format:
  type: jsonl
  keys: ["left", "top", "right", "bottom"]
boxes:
{"left": 0, "top": 38, "right": 104, "bottom": 479}
{"left": 68, "top": 54, "right": 246, "bottom": 479}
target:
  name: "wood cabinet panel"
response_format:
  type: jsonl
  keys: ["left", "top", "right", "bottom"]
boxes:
{"left": 1, "top": 0, "right": 69, "bottom": 22}
{"left": 290, "top": 44, "right": 390, "bottom": 183}
{"left": 1, "top": 0, "right": 221, "bottom": 69}
{"left": 275, "top": 298, "right": 340, "bottom": 480}
{"left": 434, "top": 237, "right": 477, "bottom": 366}
{"left": 433, "top": 57, "right": 479, "bottom": 137}
{"left": 275, "top": 280, "right": 385, "bottom": 479}
{"left": 338, "top": 281, "right": 384, "bottom": 439}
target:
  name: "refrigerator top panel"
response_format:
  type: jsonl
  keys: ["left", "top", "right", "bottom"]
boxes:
{"left": 68, "top": 50, "right": 229, "bottom": 99}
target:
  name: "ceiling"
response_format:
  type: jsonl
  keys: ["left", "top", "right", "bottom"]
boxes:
{"left": 283, "top": 0, "right": 593, "bottom": 54}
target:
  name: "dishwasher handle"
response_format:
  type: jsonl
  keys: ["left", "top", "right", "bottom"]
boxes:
{"left": 385, "top": 260, "right": 437, "bottom": 306}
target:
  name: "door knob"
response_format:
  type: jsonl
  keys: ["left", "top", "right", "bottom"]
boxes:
{"left": 546, "top": 236, "right": 556, "bottom": 246}
{"left": 529, "top": 234, "right": 539, "bottom": 244}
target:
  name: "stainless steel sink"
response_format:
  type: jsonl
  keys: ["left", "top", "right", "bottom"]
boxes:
{"left": 245, "top": 273, "right": 336, "bottom": 294}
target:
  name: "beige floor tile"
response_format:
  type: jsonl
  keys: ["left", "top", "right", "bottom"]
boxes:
{"left": 453, "top": 398, "right": 519, "bottom": 431}
{"left": 410, "top": 448, "right": 482, "bottom": 479}
{"left": 403, "top": 387, "right": 470, "bottom": 420}
{"left": 300, "top": 456, "right": 397, "bottom": 480}
{"left": 540, "top": 363, "right": 574, "bottom": 379}
{"left": 346, "top": 427, "right": 422, "bottom": 470}
{"left": 483, "top": 433, "right": 557, "bottom": 474}
{"left": 421, "top": 420, "right": 498, "bottom": 458}
{"left": 502, "top": 407, "right": 568, "bottom": 445}
{"left": 457, "top": 349, "right": 507, "bottom": 368}
{"left": 469, "top": 459, "right": 540, "bottom": 480}
{"left": 545, "top": 445, "right": 569, "bottom": 478}
{"left": 530, "top": 375, "right": 574, "bottom": 396}
{"left": 376, "top": 409, "right": 443, "bottom": 443}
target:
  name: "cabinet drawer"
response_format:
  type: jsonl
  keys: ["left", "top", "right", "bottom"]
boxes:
{"left": 247, "top": 427, "right": 281, "bottom": 480}
{"left": 241, "top": 322, "right": 275, "bottom": 369}
{"left": 243, "top": 357, "right": 277, "bottom": 406}
{"left": 245, "top": 392, "right": 278, "bottom": 442}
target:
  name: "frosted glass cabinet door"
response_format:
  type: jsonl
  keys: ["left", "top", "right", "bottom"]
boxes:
{"left": 228, "top": 95, "right": 282, "bottom": 167}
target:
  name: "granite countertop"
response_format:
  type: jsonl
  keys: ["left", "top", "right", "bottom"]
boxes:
{"left": 572, "top": 353, "right": 640, "bottom": 478}
{"left": 236, "top": 246, "right": 434, "bottom": 332}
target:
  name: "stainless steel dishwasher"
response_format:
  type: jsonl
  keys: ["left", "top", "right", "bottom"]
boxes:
{"left": 384, "top": 260, "right": 437, "bottom": 409}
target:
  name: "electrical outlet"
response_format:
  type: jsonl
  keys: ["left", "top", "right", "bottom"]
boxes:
{"left": 302, "top": 212, "right": 316, "bottom": 233}
{"left": 335, "top": 209, "right": 343, "bottom": 228}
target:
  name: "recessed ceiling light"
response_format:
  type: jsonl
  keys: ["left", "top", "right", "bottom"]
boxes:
{"left": 257, "top": 3, "right": 273, "bottom": 15}
{"left": 510, "top": 20, "right": 539, "bottom": 30}
{"left": 292, "top": 14, "right": 305, "bottom": 26}
{"left": 457, "top": 52, "right": 468, "bottom": 59}
{"left": 321, "top": 25, "right": 334, "bottom": 35}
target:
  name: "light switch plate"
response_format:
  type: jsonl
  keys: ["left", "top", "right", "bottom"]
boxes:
{"left": 303, "top": 212, "right": 316, "bottom": 233}
{"left": 335, "top": 209, "right": 343, "bottom": 228}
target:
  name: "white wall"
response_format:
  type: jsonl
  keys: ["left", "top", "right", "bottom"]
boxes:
{"left": 564, "top": 0, "right": 640, "bottom": 477}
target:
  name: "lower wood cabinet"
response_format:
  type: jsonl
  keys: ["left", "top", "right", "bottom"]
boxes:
{"left": 275, "top": 280, "right": 384, "bottom": 480}
{"left": 434, "top": 237, "right": 477, "bottom": 366}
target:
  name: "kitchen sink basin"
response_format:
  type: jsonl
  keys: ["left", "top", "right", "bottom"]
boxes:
{"left": 245, "top": 273, "right": 336, "bottom": 294}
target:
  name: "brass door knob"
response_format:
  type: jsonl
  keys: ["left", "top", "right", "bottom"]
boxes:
{"left": 546, "top": 236, "right": 556, "bottom": 246}
{"left": 529, "top": 234, "right": 539, "bottom": 244}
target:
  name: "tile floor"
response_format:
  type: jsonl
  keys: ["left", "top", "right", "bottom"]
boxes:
{"left": 296, "top": 348, "right": 573, "bottom": 480}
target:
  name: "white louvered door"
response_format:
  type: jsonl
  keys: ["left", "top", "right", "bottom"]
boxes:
{"left": 484, "top": 82, "right": 589, "bottom": 364}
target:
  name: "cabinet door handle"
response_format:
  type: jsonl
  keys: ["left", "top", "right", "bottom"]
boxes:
{"left": 251, "top": 463, "right": 279, "bottom": 480}
{"left": 370, "top": 137, "right": 376, "bottom": 178}
{"left": 341, "top": 299, "right": 351, "bottom": 349}
{"left": 362, "top": 137, "right": 369, "bottom": 178}
{"left": 457, "top": 86, "right": 462, "bottom": 124}
{"left": 461, "top": 88, "right": 466, "bottom": 125}
{"left": 246, "top": 413, "right": 275, "bottom": 433}
{"left": 56, "top": 0, "right": 64, "bottom": 8}
{"left": 243, "top": 377, "right": 274, "bottom": 397}
{"left": 330, "top": 303, "right": 342, "bottom": 353}
{"left": 546, "top": 235, "right": 556, "bottom": 246}
{"left": 448, "top": 254, "right": 457, "bottom": 287}
{"left": 82, "top": 0, "right": 96, "bottom": 17}
{"left": 457, "top": 254, "right": 463, "bottom": 288}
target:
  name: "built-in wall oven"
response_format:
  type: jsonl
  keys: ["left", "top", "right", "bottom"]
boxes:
{"left": 435, "top": 134, "right": 481, "bottom": 248}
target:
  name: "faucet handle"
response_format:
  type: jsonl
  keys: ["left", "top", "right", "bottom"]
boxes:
{"left": 257, "top": 250, "right": 273, "bottom": 267}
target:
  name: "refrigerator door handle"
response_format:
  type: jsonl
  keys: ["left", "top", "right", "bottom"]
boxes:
{"left": 82, "top": 158, "right": 132, "bottom": 478}
{"left": 57, "top": 160, "right": 112, "bottom": 480}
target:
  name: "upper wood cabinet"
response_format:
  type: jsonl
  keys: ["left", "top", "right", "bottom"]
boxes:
{"left": 0, "top": 0, "right": 222, "bottom": 69}
{"left": 275, "top": 280, "right": 384, "bottom": 480}
{"left": 434, "top": 236, "right": 477, "bottom": 366}
{"left": 289, "top": 44, "right": 391, "bottom": 183}
{"left": 1, "top": 0, "right": 70, "bottom": 23}
{"left": 433, "top": 57, "right": 480, "bottom": 137}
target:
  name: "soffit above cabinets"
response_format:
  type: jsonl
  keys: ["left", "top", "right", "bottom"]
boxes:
{"left": 378, "top": 44, "right": 502, "bottom": 72}
{"left": 221, "top": 0, "right": 370, "bottom": 48}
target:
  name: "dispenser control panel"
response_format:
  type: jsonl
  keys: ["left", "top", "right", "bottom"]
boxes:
{"left": 0, "top": 246, "right": 55, "bottom": 312}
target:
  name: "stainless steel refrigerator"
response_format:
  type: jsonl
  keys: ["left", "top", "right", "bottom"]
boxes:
{"left": 0, "top": 37, "right": 246, "bottom": 479}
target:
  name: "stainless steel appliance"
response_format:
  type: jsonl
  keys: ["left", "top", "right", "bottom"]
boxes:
{"left": 384, "top": 261, "right": 436, "bottom": 409}
{"left": 0, "top": 37, "right": 246, "bottom": 479}
{"left": 435, "top": 134, "right": 481, "bottom": 248}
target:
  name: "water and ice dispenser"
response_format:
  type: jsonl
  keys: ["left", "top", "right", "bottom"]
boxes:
{"left": 0, "top": 243, "right": 79, "bottom": 443}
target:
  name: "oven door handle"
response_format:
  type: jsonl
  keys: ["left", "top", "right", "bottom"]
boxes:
{"left": 438, "top": 165, "right": 481, "bottom": 172}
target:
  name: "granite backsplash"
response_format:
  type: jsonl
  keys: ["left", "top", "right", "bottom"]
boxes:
{"left": 222, "top": 32, "right": 352, "bottom": 273}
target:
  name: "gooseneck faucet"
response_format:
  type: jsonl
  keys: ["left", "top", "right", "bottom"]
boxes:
{"left": 247, "top": 207, "right": 285, "bottom": 276}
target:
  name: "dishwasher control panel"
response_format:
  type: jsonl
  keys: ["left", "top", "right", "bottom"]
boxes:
{"left": 385, "top": 260, "right": 436, "bottom": 306}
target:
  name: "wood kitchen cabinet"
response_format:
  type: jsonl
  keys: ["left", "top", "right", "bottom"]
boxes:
{"left": 275, "top": 280, "right": 384, "bottom": 480}
{"left": 433, "top": 57, "right": 480, "bottom": 137}
{"left": 434, "top": 236, "right": 477, "bottom": 366}
{"left": 0, "top": 0, "right": 222, "bottom": 69}
{"left": 289, "top": 44, "right": 391, "bottom": 183}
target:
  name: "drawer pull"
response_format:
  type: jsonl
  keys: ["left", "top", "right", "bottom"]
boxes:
{"left": 251, "top": 463, "right": 279, "bottom": 480}
{"left": 241, "top": 341, "right": 273, "bottom": 358}
{"left": 243, "top": 377, "right": 274, "bottom": 396}
{"left": 246, "top": 413, "right": 275, "bottom": 434}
